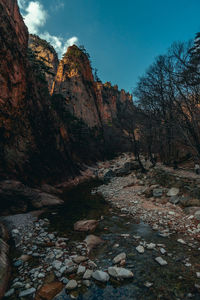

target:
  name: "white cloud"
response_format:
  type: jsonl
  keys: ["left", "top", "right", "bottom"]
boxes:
{"left": 18, "top": 0, "right": 27, "bottom": 9}
{"left": 17, "top": 0, "right": 78, "bottom": 57}
{"left": 40, "top": 32, "right": 78, "bottom": 57}
{"left": 23, "top": 1, "right": 47, "bottom": 34}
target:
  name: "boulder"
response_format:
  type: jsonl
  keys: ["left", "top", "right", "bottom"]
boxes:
{"left": 108, "top": 267, "right": 134, "bottom": 279}
{"left": 35, "top": 282, "right": 63, "bottom": 300}
{"left": 84, "top": 235, "right": 104, "bottom": 253}
{"left": 0, "top": 180, "right": 63, "bottom": 213}
{"left": 74, "top": 220, "right": 98, "bottom": 232}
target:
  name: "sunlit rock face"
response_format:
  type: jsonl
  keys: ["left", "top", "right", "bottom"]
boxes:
{"left": 52, "top": 45, "right": 102, "bottom": 128}
{"left": 29, "top": 34, "right": 59, "bottom": 92}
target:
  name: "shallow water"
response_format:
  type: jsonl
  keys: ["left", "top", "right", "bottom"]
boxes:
{"left": 43, "top": 180, "right": 200, "bottom": 300}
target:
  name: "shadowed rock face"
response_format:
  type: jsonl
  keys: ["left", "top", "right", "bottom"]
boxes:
{"left": 0, "top": 0, "right": 78, "bottom": 184}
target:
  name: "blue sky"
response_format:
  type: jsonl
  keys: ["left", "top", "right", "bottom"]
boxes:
{"left": 18, "top": 0, "right": 200, "bottom": 93}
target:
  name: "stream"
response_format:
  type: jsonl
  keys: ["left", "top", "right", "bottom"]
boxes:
{"left": 4, "top": 179, "right": 200, "bottom": 300}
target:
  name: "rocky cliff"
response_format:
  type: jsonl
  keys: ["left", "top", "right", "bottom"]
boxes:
{"left": 0, "top": 0, "right": 135, "bottom": 184}
{"left": 0, "top": 0, "right": 78, "bottom": 184}
{"left": 28, "top": 34, "right": 59, "bottom": 92}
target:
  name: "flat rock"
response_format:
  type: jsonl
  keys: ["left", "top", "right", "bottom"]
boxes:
{"left": 77, "top": 265, "right": 86, "bottom": 275}
{"left": 74, "top": 220, "right": 98, "bottom": 232}
{"left": 113, "top": 252, "right": 126, "bottom": 264}
{"left": 19, "top": 288, "right": 36, "bottom": 297}
{"left": 35, "top": 282, "right": 63, "bottom": 300}
{"left": 155, "top": 257, "right": 167, "bottom": 266}
{"left": 146, "top": 243, "right": 156, "bottom": 250}
{"left": 92, "top": 270, "right": 109, "bottom": 282}
{"left": 108, "top": 267, "right": 134, "bottom": 279}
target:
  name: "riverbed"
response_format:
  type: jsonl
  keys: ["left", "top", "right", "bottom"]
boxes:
{"left": 3, "top": 179, "right": 200, "bottom": 300}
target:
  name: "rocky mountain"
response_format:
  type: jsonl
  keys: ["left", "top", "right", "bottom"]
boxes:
{"left": 0, "top": 0, "right": 135, "bottom": 185}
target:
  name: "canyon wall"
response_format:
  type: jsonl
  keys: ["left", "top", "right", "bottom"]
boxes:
{"left": 0, "top": 0, "right": 135, "bottom": 184}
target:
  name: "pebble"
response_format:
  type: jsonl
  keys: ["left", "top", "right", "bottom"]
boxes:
{"left": 177, "top": 239, "right": 186, "bottom": 245}
{"left": 113, "top": 252, "right": 126, "bottom": 264}
{"left": 196, "top": 272, "right": 200, "bottom": 279}
{"left": 136, "top": 245, "right": 144, "bottom": 254}
{"left": 66, "top": 280, "right": 78, "bottom": 290}
{"left": 4, "top": 289, "right": 15, "bottom": 297}
{"left": 83, "top": 269, "right": 93, "bottom": 279}
{"left": 155, "top": 257, "right": 168, "bottom": 266}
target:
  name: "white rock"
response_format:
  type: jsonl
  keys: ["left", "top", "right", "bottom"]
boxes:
{"left": 108, "top": 267, "right": 134, "bottom": 279}
{"left": 146, "top": 243, "right": 156, "bottom": 250}
{"left": 167, "top": 188, "right": 179, "bottom": 197}
{"left": 160, "top": 248, "right": 167, "bottom": 254}
{"left": 83, "top": 269, "right": 93, "bottom": 279}
{"left": 92, "top": 270, "right": 109, "bottom": 282}
{"left": 155, "top": 257, "right": 168, "bottom": 266}
{"left": 196, "top": 272, "right": 200, "bottom": 279}
{"left": 177, "top": 239, "right": 186, "bottom": 245}
{"left": 113, "top": 252, "right": 126, "bottom": 264}
{"left": 66, "top": 280, "right": 78, "bottom": 290}
{"left": 136, "top": 245, "right": 144, "bottom": 254}
{"left": 144, "top": 282, "right": 153, "bottom": 288}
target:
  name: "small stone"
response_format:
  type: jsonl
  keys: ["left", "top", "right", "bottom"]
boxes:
{"left": 19, "top": 288, "right": 36, "bottom": 297}
{"left": 83, "top": 269, "right": 93, "bottom": 279}
{"left": 144, "top": 281, "right": 153, "bottom": 288}
{"left": 136, "top": 245, "right": 144, "bottom": 254}
{"left": 153, "top": 188, "right": 163, "bottom": 198}
{"left": 160, "top": 248, "right": 166, "bottom": 254}
{"left": 196, "top": 272, "right": 200, "bottom": 279}
{"left": 73, "top": 256, "right": 88, "bottom": 264}
{"left": 113, "top": 252, "right": 126, "bottom": 264}
{"left": 92, "top": 270, "right": 109, "bottom": 282}
{"left": 146, "top": 243, "right": 156, "bottom": 250}
{"left": 66, "top": 280, "right": 78, "bottom": 290}
{"left": 77, "top": 265, "right": 86, "bottom": 275}
{"left": 177, "top": 239, "right": 186, "bottom": 245}
{"left": 155, "top": 257, "right": 168, "bottom": 266}
{"left": 83, "top": 280, "right": 91, "bottom": 287}
{"left": 4, "top": 289, "right": 15, "bottom": 297}
{"left": 52, "top": 260, "right": 62, "bottom": 270}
